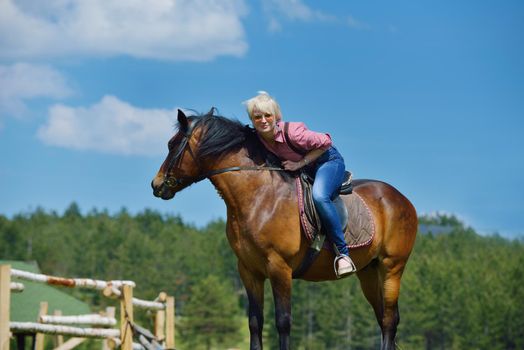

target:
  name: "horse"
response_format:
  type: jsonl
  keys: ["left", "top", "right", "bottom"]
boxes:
{"left": 151, "top": 109, "right": 418, "bottom": 350}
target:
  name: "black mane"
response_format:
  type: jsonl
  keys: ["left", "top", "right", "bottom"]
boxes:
{"left": 181, "top": 110, "right": 281, "bottom": 168}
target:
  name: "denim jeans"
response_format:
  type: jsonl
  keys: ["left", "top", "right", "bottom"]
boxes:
{"left": 312, "top": 147, "right": 349, "bottom": 256}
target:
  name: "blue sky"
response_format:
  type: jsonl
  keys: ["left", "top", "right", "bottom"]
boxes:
{"left": 1, "top": 0, "right": 523, "bottom": 237}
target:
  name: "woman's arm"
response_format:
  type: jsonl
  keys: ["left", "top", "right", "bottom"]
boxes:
{"left": 282, "top": 148, "right": 327, "bottom": 171}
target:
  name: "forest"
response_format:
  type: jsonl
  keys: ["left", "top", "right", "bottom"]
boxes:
{"left": 1, "top": 203, "right": 523, "bottom": 350}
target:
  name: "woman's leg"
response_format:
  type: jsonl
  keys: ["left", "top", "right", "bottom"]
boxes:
{"left": 312, "top": 158, "right": 349, "bottom": 256}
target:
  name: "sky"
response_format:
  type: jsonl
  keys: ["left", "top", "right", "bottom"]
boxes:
{"left": 0, "top": 0, "right": 523, "bottom": 237}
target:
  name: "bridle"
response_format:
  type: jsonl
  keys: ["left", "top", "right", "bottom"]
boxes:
{"left": 162, "top": 121, "right": 284, "bottom": 190}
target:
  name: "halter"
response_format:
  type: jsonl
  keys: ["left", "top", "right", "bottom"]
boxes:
{"left": 163, "top": 121, "right": 284, "bottom": 190}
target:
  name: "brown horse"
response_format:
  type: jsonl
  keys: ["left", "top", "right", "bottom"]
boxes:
{"left": 151, "top": 110, "right": 418, "bottom": 350}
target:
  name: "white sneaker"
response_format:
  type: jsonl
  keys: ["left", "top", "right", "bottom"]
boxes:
{"left": 334, "top": 255, "right": 356, "bottom": 278}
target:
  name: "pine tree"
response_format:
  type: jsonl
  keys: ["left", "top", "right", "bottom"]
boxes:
{"left": 179, "top": 275, "right": 242, "bottom": 349}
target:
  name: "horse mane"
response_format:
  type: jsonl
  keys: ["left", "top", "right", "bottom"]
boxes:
{"left": 180, "top": 109, "right": 284, "bottom": 171}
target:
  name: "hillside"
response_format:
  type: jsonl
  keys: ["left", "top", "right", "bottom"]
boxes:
{"left": 1, "top": 205, "right": 523, "bottom": 349}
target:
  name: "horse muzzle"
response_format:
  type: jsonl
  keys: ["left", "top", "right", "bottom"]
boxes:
{"left": 151, "top": 179, "right": 176, "bottom": 200}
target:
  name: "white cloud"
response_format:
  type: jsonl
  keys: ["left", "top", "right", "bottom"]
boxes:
{"left": 265, "top": 0, "right": 333, "bottom": 21}
{"left": 268, "top": 17, "right": 282, "bottom": 32}
{"left": 262, "top": 0, "right": 335, "bottom": 32}
{"left": 37, "top": 95, "right": 177, "bottom": 156}
{"left": 0, "top": 63, "right": 73, "bottom": 117}
{"left": 265, "top": 0, "right": 315, "bottom": 21}
{"left": 0, "top": 0, "right": 248, "bottom": 61}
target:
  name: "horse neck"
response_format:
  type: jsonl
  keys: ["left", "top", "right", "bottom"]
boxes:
{"left": 205, "top": 149, "right": 293, "bottom": 213}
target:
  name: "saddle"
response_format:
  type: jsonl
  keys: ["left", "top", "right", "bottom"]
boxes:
{"left": 299, "top": 171, "right": 353, "bottom": 243}
{"left": 293, "top": 171, "right": 375, "bottom": 278}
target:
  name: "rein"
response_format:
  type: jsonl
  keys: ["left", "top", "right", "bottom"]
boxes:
{"left": 163, "top": 121, "right": 284, "bottom": 189}
{"left": 164, "top": 165, "right": 285, "bottom": 188}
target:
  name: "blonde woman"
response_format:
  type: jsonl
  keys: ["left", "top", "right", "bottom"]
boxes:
{"left": 245, "top": 91, "right": 356, "bottom": 278}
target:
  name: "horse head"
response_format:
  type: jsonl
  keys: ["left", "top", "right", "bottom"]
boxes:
{"left": 152, "top": 108, "right": 270, "bottom": 200}
{"left": 151, "top": 109, "right": 203, "bottom": 200}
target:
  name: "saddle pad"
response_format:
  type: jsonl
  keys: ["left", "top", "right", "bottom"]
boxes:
{"left": 296, "top": 178, "right": 375, "bottom": 249}
{"left": 340, "top": 192, "right": 375, "bottom": 248}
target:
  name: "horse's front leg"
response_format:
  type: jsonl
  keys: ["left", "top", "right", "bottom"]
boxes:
{"left": 268, "top": 261, "right": 293, "bottom": 350}
{"left": 239, "top": 262, "right": 265, "bottom": 350}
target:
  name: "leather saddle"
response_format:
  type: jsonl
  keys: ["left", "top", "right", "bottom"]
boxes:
{"left": 299, "top": 170, "right": 353, "bottom": 237}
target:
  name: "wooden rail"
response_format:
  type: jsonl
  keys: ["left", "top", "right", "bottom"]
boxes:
{"left": 9, "top": 282, "right": 24, "bottom": 293}
{"left": 40, "top": 314, "right": 117, "bottom": 326}
{"left": 10, "top": 323, "right": 120, "bottom": 339}
{"left": 11, "top": 268, "right": 135, "bottom": 290}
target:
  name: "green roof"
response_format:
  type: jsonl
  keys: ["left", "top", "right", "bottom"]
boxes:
{"left": 1, "top": 261, "right": 91, "bottom": 323}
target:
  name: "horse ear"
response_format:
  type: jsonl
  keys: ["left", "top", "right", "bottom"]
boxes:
{"left": 207, "top": 107, "right": 216, "bottom": 116}
{"left": 177, "top": 109, "right": 188, "bottom": 130}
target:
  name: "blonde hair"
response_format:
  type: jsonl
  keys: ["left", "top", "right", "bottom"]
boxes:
{"left": 244, "top": 91, "right": 282, "bottom": 121}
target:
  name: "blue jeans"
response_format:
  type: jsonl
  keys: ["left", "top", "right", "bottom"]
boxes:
{"left": 312, "top": 147, "right": 349, "bottom": 256}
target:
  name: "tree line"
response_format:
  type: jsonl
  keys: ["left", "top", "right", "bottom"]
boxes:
{"left": 1, "top": 203, "right": 523, "bottom": 349}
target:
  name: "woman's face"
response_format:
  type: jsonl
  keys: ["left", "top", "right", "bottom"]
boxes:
{"left": 251, "top": 111, "right": 276, "bottom": 136}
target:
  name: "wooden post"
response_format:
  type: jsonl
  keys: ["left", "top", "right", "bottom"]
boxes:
{"left": 35, "top": 301, "right": 48, "bottom": 350}
{"left": 154, "top": 292, "right": 167, "bottom": 344}
{"left": 53, "top": 310, "right": 64, "bottom": 347}
{"left": 165, "top": 296, "right": 175, "bottom": 349}
{"left": 0, "top": 265, "right": 11, "bottom": 350}
{"left": 120, "top": 285, "right": 133, "bottom": 350}
{"left": 103, "top": 307, "right": 116, "bottom": 350}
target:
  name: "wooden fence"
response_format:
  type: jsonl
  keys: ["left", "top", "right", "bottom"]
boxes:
{"left": 0, "top": 264, "right": 175, "bottom": 350}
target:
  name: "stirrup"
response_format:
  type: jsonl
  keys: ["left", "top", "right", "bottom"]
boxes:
{"left": 334, "top": 255, "right": 356, "bottom": 279}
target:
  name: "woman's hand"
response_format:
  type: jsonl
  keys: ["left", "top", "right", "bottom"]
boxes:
{"left": 282, "top": 160, "right": 304, "bottom": 171}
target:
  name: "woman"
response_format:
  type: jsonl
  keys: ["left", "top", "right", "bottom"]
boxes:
{"left": 245, "top": 91, "right": 356, "bottom": 278}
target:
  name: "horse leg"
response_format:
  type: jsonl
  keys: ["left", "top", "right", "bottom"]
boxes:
{"left": 380, "top": 259, "right": 404, "bottom": 350}
{"left": 239, "top": 262, "right": 265, "bottom": 350}
{"left": 268, "top": 263, "right": 293, "bottom": 350}
{"left": 356, "top": 260, "right": 385, "bottom": 328}
{"left": 356, "top": 259, "right": 403, "bottom": 350}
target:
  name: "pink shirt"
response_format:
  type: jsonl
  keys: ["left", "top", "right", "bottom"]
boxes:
{"left": 258, "top": 121, "right": 332, "bottom": 162}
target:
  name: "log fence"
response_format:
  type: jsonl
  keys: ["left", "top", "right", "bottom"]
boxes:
{"left": 0, "top": 264, "right": 175, "bottom": 350}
